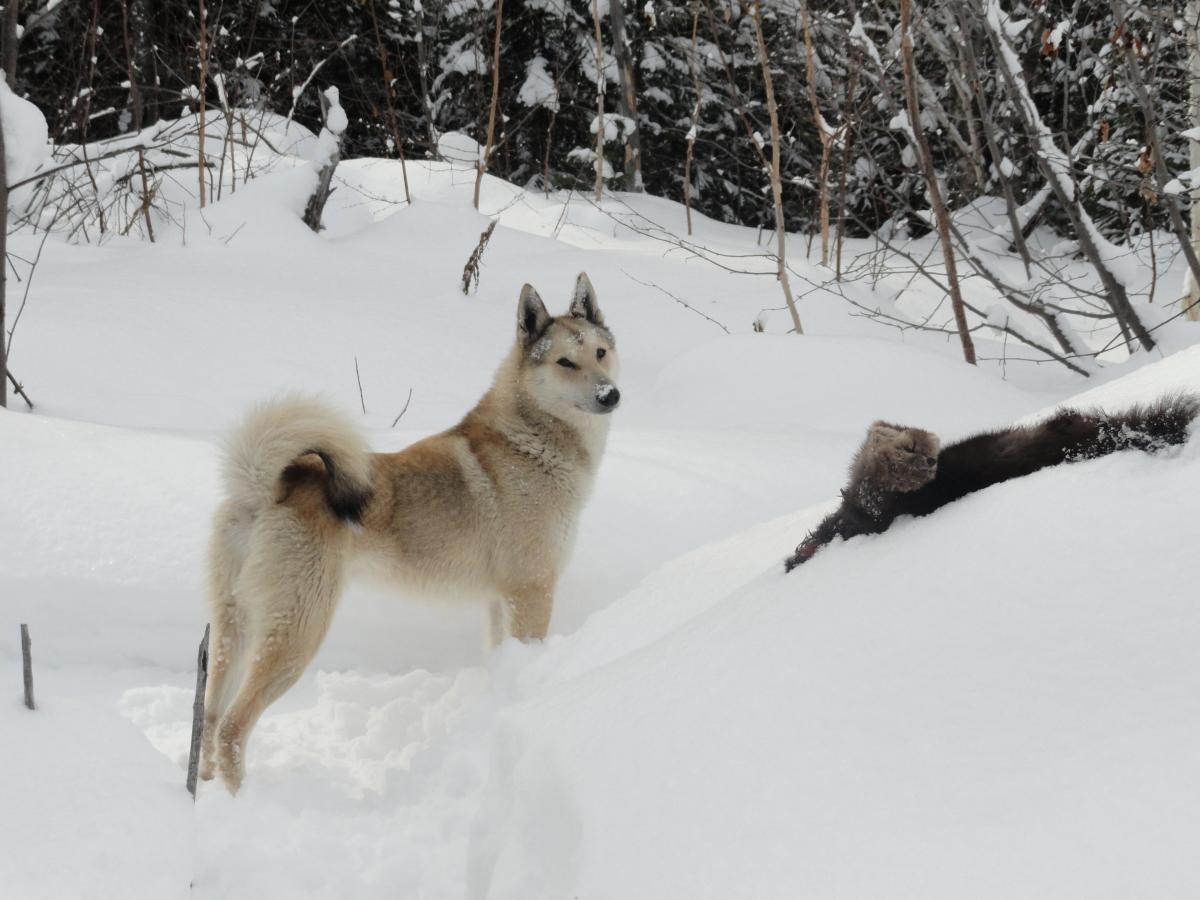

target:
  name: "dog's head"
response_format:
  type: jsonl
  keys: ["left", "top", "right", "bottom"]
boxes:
{"left": 516, "top": 272, "right": 620, "bottom": 417}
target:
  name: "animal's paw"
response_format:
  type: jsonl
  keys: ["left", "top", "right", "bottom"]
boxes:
{"left": 865, "top": 421, "right": 940, "bottom": 493}
{"left": 784, "top": 538, "right": 823, "bottom": 572}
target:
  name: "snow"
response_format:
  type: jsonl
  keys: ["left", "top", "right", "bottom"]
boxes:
{"left": 516, "top": 56, "right": 559, "bottom": 112}
{"left": 0, "top": 74, "right": 50, "bottom": 184}
{"left": 437, "top": 130, "right": 482, "bottom": 164}
{"left": 322, "top": 86, "right": 348, "bottom": 136}
{"left": 2, "top": 112, "right": 1200, "bottom": 899}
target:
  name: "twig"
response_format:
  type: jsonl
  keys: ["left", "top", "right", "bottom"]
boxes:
{"left": 461, "top": 219, "right": 498, "bottom": 295}
{"left": 354, "top": 356, "right": 367, "bottom": 414}
{"left": 6, "top": 230, "right": 51, "bottom": 358}
{"left": 7, "top": 369, "right": 33, "bottom": 409}
{"left": 20, "top": 624, "right": 34, "bottom": 710}
{"left": 621, "top": 269, "right": 730, "bottom": 334}
{"left": 284, "top": 34, "right": 357, "bottom": 131}
{"left": 391, "top": 387, "right": 413, "bottom": 427}
{"left": 186, "top": 624, "right": 210, "bottom": 798}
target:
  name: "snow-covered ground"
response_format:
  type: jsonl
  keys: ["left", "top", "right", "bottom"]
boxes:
{"left": 2, "top": 122, "right": 1199, "bottom": 898}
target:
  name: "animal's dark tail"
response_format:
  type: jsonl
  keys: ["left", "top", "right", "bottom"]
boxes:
{"left": 1056, "top": 393, "right": 1200, "bottom": 460}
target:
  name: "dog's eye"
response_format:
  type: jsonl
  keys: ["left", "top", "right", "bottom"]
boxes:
{"left": 556, "top": 357, "right": 578, "bottom": 369}
{"left": 596, "top": 348, "right": 606, "bottom": 360}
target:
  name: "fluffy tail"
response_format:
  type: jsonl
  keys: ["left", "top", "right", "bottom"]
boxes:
{"left": 221, "top": 394, "right": 374, "bottom": 523}
{"left": 1058, "top": 393, "right": 1200, "bottom": 459}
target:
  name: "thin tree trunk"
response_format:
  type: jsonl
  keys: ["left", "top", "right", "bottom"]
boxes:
{"left": 901, "top": 0, "right": 975, "bottom": 364}
{"left": 118, "top": 0, "right": 144, "bottom": 132}
{"left": 1113, "top": 0, "right": 1200, "bottom": 309}
{"left": 683, "top": 4, "right": 700, "bottom": 234}
{"left": 2, "top": 0, "right": 18, "bottom": 83}
{"left": 609, "top": 0, "right": 642, "bottom": 191}
{"left": 799, "top": 0, "right": 832, "bottom": 267}
{"left": 473, "top": 0, "right": 503, "bottom": 210}
{"left": 591, "top": 0, "right": 606, "bottom": 200}
{"left": 368, "top": 0, "right": 410, "bottom": 203}
{"left": 1188, "top": 0, "right": 1200, "bottom": 319}
{"left": 954, "top": 5, "right": 1032, "bottom": 276}
{"left": 750, "top": 0, "right": 803, "bottom": 334}
{"left": 128, "top": 0, "right": 155, "bottom": 126}
{"left": 0, "top": 93, "right": 7, "bottom": 409}
{"left": 416, "top": 4, "right": 438, "bottom": 155}
{"left": 835, "top": 0, "right": 864, "bottom": 280}
{"left": 197, "top": 0, "right": 208, "bottom": 208}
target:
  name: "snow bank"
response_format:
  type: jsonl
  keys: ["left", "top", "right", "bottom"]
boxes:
{"left": 1, "top": 693, "right": 192, "bottom": 899}
{"left": 471, "top": 376, "right": 1200, "bottom": 899}
{"left": 0, "top": 75, "right": 50, "bottom": 184}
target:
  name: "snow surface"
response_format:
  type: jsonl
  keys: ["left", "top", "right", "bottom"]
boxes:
{"left": 2, "top": 122, "right": 1200, "bottom": 898}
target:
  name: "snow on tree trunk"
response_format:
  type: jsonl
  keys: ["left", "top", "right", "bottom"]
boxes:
{"left": 303, "top": 87, "right": 346, "bottom": 233}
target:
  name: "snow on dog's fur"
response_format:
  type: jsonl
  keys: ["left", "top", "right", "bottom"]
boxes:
{"left": 200, "top": 273, "right": 619, "bottom": 793}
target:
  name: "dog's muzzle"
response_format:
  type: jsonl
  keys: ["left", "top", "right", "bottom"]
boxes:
{"left": 596, "top": 383, "right": 620, "bottom": 411}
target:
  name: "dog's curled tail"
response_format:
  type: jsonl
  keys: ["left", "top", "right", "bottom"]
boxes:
{"left": 221, "top": 394, "right": 373, "bottom": 524}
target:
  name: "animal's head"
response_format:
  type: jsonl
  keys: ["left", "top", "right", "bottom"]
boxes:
{"left": 862, "top": 421, "right": 940, "bottom": 492}
{"left": 516, "top": 272, "right": 620, "bottom": 417}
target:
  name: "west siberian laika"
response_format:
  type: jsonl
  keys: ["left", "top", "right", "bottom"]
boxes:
{"left": 200, "top": 273, "right": 619, "bottom": 792}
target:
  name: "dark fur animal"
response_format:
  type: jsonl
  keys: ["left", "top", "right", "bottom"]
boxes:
{"left": 785, "top": 395, "right": 1199, "bottom": 571}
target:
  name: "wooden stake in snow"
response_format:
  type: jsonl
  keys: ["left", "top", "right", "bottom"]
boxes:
{"left": 303, "top": 87, "right": 346, "bottom": 233}
{"left": 20, "top": 624, "right": 34, "bottom": 710}
{"left": 186, "top": 624, "right": 210, "bottom": 799}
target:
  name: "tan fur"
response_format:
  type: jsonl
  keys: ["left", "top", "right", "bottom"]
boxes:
{"left": 851, "top": 421, "right": 941, "bottom": 495}
{"left": 200, "top": 273, "right": 619, "bottom": 793}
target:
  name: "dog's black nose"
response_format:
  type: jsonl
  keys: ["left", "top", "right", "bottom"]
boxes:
{"left": 598, "top": 386, "right": 620, "bottom": 409}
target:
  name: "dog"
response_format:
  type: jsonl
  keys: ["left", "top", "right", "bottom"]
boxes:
{"left": 199, "top": 273, "right": 619, "bottom": 792}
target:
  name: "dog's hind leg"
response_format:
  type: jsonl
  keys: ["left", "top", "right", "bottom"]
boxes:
{"left": 200, "top": 504, "right": 251, "bottom": 782}
{"left": 200, "top": 597, "right": 244, "bottom": 782}
{"left": 214, "top": 505, "right": 347, "bottom": 794}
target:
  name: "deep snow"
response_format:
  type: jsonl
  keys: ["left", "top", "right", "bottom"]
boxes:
{"left": 2, "top": 125, "right": 1199, "bottom": 898}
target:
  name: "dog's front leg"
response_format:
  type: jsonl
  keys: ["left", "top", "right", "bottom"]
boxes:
{"left": 497, "top": 578, "right": 555, "bottom": 643}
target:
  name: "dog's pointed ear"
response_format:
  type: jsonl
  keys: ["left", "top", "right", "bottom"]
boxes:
{"left": 518, "top": 284, "right": 552, "bottom": 345}
{"left": 569, "top": 272, "right": 604, "bottom": 325}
